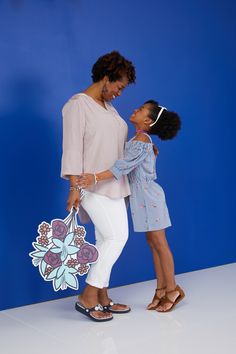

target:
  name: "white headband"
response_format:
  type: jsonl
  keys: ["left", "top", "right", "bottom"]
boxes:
{"left": 149, "top": 106, "right": 167, "bottom": 127}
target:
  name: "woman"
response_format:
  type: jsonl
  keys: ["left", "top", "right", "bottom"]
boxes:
{"left": 61, "top": 51, "right": 136, "bottom": 322}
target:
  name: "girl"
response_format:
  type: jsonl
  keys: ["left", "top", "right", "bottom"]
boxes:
{"left": 77, "top": 100, "right": 185, "bottom": 312}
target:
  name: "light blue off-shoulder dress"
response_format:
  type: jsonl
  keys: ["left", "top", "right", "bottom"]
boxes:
{"left": 110, "top": 134, "right": 171, "bottom": 232}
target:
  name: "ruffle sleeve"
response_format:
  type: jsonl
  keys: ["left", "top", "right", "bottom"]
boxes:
{"left": 110, "top": 141, "right": 153, "bottom": 180}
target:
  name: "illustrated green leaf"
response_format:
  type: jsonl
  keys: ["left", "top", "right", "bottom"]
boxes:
{"left": 40, "top": 260, "right": 47, "bottom": 275}
{"left": 47, "top": 267, "right": 59, "bottom": 280}
{"left": 54, "top": 276, "right": 64, "bottom": 291}
{"left": 60, "top": 247, "right": 68, "bottom": 262}
{"left": 32, "top": 258, "right": 41, "bottom": 266}
{"left": 33, "top": 243, "right": 48, "bottom": 252}
{"left": 65, "top": 273, "right": 78, "bottom": 290}
{"left": 57, "top": 265, "right": 65, "bottom": 279}
{"left": 64, "top": 232, "right": 74, "bottom": 246}
{"left": 67, "top": 245, "right": 79, "bottom": 255}
{"left": 30, "top": 251, "right": 46, "bottom": 258}
{"left": 52, "top": 238, "right": 63, "bottom": 248}
{"left": 68, "top": 268, "right": 78, "bottom": 274}
{"left": 50, "top": 247, "right": 62, "bottom": 254}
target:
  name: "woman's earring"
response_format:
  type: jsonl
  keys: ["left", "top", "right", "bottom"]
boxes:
{"left": 102, "top": 84, "right": 107, "bottom": 94}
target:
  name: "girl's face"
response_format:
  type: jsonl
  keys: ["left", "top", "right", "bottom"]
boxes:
{"left": 130, "top": 103, "right": 152, "bottom": 125}
{"left": 101, "top": 76, "right": 129, "bottom": 101}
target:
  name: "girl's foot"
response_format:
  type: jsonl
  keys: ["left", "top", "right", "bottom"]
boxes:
{"left": 147, "top": 287, "right": 166, "bottom": 310}
{"left": 156, "top": 285, "right": 185, "bottom": 312}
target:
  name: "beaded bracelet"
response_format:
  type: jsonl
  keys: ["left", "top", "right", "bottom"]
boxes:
{"left": 70, "top": 186, "right": 81, "bottom": 192}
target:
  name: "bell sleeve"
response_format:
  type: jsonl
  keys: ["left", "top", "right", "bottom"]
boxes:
{"left": 110, "top": 141, "right": 152, "bottom": 180}
{"left": 61, "top": 99, "right": 86, "bottom": 179}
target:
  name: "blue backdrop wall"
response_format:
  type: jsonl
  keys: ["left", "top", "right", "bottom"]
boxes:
{"left": 0, "top": 0, "right": 235, "bottom": 311}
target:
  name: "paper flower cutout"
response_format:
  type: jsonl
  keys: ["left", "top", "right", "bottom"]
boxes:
{"left": 29, "top": 210, "right": 99, "bottom": 291}
{"left": 77, "top": 243, "right": 99, "bottom": 264}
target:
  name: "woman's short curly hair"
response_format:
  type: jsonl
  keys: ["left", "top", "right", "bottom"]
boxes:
{"left": 92, "top": 51, "right": 136, "bottom": 84}
{"left": 145, "top": 100, "right": 181, "bottom": 140}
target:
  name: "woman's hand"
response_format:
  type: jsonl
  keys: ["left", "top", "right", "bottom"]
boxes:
{"left": 67, "top": 190, "right": 81, "bottom": 212}
{"left": 77, "top": 173, "right": 95, "bottom": 189}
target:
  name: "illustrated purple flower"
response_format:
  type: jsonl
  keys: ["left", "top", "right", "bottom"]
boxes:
{"left": 77, "top": 243, "right": 98, "bottom": 264}
{"left": 44, "top": 250, "right": 62, "bottom": 268}
{"left": 51, "top": 220, "right": 68, "bottom": 241}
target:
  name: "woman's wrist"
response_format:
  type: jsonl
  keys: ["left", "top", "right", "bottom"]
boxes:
{"left": 69, "top": 175, "right": 80, "bottom": 188}
{"left": 70, "top": 185, "right": 81, "bottom": 192}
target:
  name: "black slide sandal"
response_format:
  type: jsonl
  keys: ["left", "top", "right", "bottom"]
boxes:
{"left": 103, "top": 300, "right": 131, "bottom": 314}
{"left": 75, "top": 302, "right": 113, "bottom": 322}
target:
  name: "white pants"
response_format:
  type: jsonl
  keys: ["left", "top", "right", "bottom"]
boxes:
{"left": 81, "top": 191, "right": 129, "bottom": 289}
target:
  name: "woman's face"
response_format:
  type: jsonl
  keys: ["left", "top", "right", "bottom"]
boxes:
{"left": 130, "top": 104, "right": 151, "bottom": 124}
{"left": 102, "top": 76, "right": 129, "bottom": 101}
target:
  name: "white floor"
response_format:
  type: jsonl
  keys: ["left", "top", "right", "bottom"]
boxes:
{"left": 1, "top": 263, "right": 236, "bottom": 354}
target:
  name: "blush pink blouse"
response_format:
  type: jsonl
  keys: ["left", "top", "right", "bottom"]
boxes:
{"left": 61, "top": 93, "right": 131, "bottom": 222}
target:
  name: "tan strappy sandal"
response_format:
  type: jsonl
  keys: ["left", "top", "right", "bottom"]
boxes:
{"left": 147, "top": 287, "right": 166, "bottom": 310}
{"left": 156, "top": 285, "right": 185, "bottom": 312}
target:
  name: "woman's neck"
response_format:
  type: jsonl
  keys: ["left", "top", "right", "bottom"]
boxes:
{"left": 83, "top": 83, "right": 108, "bottom": 109}
{"left": 83, "top": 83, "right": 103, "bottom": 101}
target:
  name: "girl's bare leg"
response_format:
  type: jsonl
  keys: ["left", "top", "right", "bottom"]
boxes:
{"left": 146, "top": 233, "right": 166, "bottom": 288}
{"left": 147, "top": 230, "right": 181, "bottom": 311}
{"left": 146, "top": 233, "right": 166, "bottom": 308}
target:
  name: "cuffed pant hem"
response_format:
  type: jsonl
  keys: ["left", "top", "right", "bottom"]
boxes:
{"left": 85, "top": 278, "right": 108, "bottom": 289}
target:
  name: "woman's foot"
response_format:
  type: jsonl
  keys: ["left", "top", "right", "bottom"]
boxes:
{"left": 102, "top": 300, "right": 131, "bottom": 313}
{"left": 156, "top": 285, "right": 185, "bottom": 312}
{"left": 75, "top": 302, "right": 113, "bottom": 322}
{"left": 98, "top": 289, "right": 130, "bottom": 313}
{"left": 78, "top": 295, "right": 113, "bottom": 320}
{"left": 147, "top": 287, "right": 166, "bottom": 310}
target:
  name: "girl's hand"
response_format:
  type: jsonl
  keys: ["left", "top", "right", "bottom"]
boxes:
{"left": 67, "top": 190, "right": 81, "bottom": 212}
{"left": 153, "top": 144, "right": 159, "bottom": 156}
{"left": 77, "top": 173, "right": 95, "bottom": 188}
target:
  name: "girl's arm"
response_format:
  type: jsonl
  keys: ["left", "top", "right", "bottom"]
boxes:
{"left": 109, "top": 134, "right": 152, "bottom": 180}
{"left": 77, "top": 134, "right": 152, "bottom": 188}
{"left": 77, "top": 170, "right": 114, "bottom": 188}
